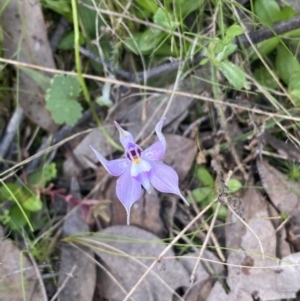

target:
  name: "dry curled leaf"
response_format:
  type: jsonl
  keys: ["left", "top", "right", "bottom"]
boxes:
{"left": 219, "top": 188, "right": 297, "bottom": 300}
{"left": 256, "top": 159, "right": 300, "bottom": 225}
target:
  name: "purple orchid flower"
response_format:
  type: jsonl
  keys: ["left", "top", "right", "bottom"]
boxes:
{"left": 90, "top": 119, "right": 189, "bottom": 224}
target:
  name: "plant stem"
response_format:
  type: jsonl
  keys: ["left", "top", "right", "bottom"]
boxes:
{"left": 70, "top": 0, "right": 122, "bottom": 151}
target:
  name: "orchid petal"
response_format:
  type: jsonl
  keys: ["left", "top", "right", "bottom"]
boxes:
{"left": 114, "top": 121, "right": 136, "bottom": 149}
{"left": 116, "top": 167, "right": 142, "bottom": 224}
{"left": 149, "top": 161, "right": 189, "bottom": 206}
{"left": 130, "top": 159, "right": 152, "bottom": 194}
{"left": 90, "top": 145, "right": 129, "bottom": 176}
{"left": 141, "top": 118, "right": 166, "bottom": 161}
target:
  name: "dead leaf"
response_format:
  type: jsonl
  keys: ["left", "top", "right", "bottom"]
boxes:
{"left": 130, "top": 191, "right": 167, "bottom": 238}
{"left": 63, "top": 125, "right": 117, "bottom": 177}
{"left": 94, "top": 225, "right": 190, "bottom": 301}
{"left": 0, "top": 226, "right": 44, "bottom": 301}
{"left": 118, "top": 70, "right": 210, "bottom": 139}
{"left": 160, "top": 135, "right": 197, "bottom": 181}
{"left": 263, "top": 131, "right": 300, "bottom": 162}
{"left": 180, "top": 249, "right": 224, "bottom": 301}
{"left": 183, "top": 279, "right": 212, "bottom": 301}
{"left": 224, "top": 188, "right": 297, "bottom": 300}
{"left": 196, "top": 151, "right": 206, "bottom": 165}
{"left": 287, "top": 225, "right": 300, "bottom": 252}
{"left": 58, "top": 178, "right": 96, "bottom": 301}
{"left": 275, "top": 252, "right": 300, "bottom": 292}
{"left": 257, "top": 159, "right": 300, "bottom": 225}
{"left": 1, "top": 0, "right": 57, "bottom": 131}
{"left": 206, "top": 282, "right": 252, "bottom": 301}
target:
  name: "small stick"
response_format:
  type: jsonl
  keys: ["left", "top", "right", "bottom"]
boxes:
{"left": 49, "top": 265, "right": 77, "bottom": 301}
{"left": 190, "top": 202, "right": 221, "bottom": 284}
{"left": 188, "top": 190, "right": 226, "bottom": 262}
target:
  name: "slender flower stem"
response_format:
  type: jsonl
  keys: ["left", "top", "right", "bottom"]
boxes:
{"left": 70, "top": 0, "right": 122, "bottom": 151}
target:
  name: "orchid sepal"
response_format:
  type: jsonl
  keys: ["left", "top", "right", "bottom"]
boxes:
{"left": 90, "top": 145, "right": 129, "bottom": 176}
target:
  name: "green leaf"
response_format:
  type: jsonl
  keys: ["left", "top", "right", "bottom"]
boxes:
{"left": 58, "top": 31, "right": 85, "bottom": 50}
{"left": 227, "top": 178, "right": 242, "bottom": 193}
{"left": 215, "top": 40, "right": 224, "bottom": 55}
{"left": 191, "top": 187, "right": 213, "bottom": 203}
{"left": 288, "top": 71, "right": 300, "bottom": 105}
{"left": 224, "top": 25, "right": 244, "bottom": 44}
{"left": 206, "top": 191, "right": 217, "bottom": 203}
{"left": 216, "top": 43, "right": 237, "bottom": 61}
{"left": 9, "top": 205, "right": 29, "bottom": 230}
{"left": 41, "top": 0, "right": 72, "bottom": 18}
{"left": 0, "top": 184, "right": 32, "bottom": 204}
{"left": 0, "top": 183, "right": 43, "bottom": 212}
{"left": 137, "top": 29, "right": 165, "bottom": 53}
{"left": 135, "top": 0, "right": 158, "bottom": 14}
{"left": 254, "top": 0, "right": 281, "bottom": 25}
{"left": 218, "top": 61, "right": 247, "bottom": 90}
{"left": 254, "top": 65, "right": 277, "bottom": 89}
{"left": 124, "top": 33, "right": 142, "bottom": 54}
{"left": 175, "top": 0, "right": 204, "bottom": 18}
{"left": 0, "top": 209, "right": 10, "bottom": 225}
{"left": 279, "top": 5, "right": 295, "bottom": 21}
{"left": 290, "top": 89, "right": 300, "bottom": 104}
{"left": 45, "top": 75, "right": 83, "bottom": 126}
{"left": 212, "top": 203, "right": 228, "bottom": 219}
{"left": 22, "top": 195, "right": 43, "bottom": 212}
{"left": 249, "top": 37, "right": 280, "bottom": 61}
{"left": 199, "top": 58, "right": 209, "bottom": 65}
{"left": 276, "top": 44, "right": 300, "bottom": 85}
{"left": 284, "top": 28, "right": 300, "bottom": 38}
{"left": 0, "top": 183, "right": 22, "bottom": 200}
{"left": 78, "top": 0, "right": 101, "bottom": 39}
{"left": 289, "top": 70, "right": 300, "bottom": 90}
{"left": 29, "top": 163, "right": 57, "bottom": 189}
{"left": 197, "top": 166, "right": 214, "bottom": 186}
{"left": 153, "top": 8, "right": 179, "bottom": 30}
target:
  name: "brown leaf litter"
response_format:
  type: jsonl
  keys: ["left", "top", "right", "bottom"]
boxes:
{"left": 1, "top": 0, "right": 57, "bottom": 132}
{"left": 0, "top": 226, "right": 44, "bottom": 301}
{"left": 58, "top": 178, "right": 96, "bottom": 301}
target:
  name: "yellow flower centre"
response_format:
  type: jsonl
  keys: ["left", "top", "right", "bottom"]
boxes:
{"left": 132, "top": 157, "right": 141, "bottom": 164}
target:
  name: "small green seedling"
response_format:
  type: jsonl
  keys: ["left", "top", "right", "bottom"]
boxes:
{"left": 0, "top": 163, "right": 57, "bottom": 230}
{"left": 190, "top": 166, "right": 242, "bottom": 219}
